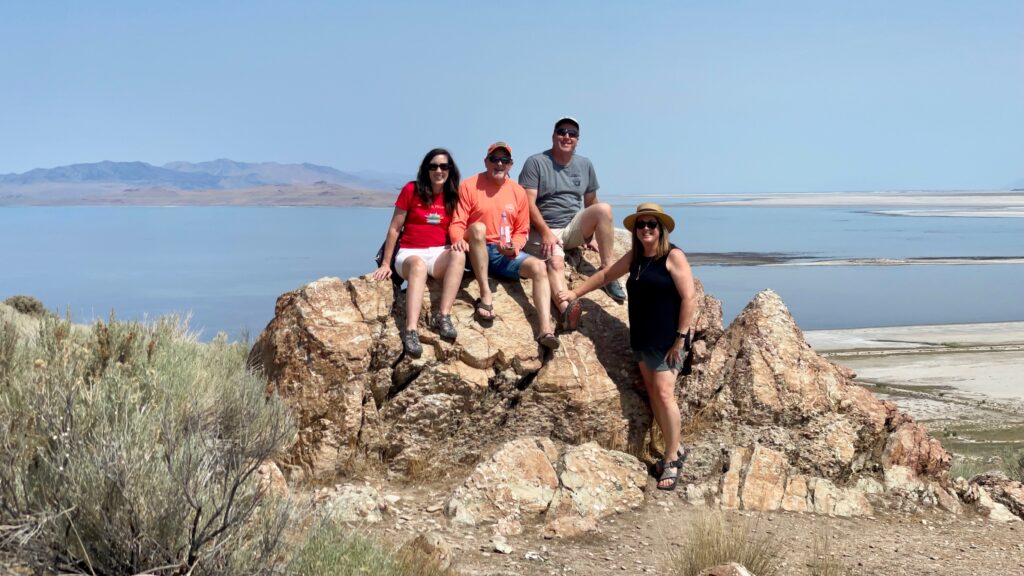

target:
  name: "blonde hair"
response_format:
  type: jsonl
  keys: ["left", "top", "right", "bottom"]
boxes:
{"left": 630, "top": 221, "right": 671, "bottom": 265}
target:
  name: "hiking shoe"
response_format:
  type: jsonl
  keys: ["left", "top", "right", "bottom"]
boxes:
{"left": 430, "top": 313, "right": 458, "bottom": 340}
{"left": 561, "top": 299, "right": 582, "bottom": 331}
{"left": 402, "top": 330, "right": 422, "bottom": 358}
{"left": 602, "top": 279, "right": 626, "bottom": 303}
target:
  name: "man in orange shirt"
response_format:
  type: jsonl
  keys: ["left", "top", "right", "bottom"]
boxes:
{"left": 450, "top": 142, "right": 559, "bottom": 350}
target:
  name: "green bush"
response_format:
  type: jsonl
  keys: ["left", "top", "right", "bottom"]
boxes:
{"left": 670, "top": 512, "right": 782, "bottom": 576}
{"left": 288, "top": 521, "right": 456, "bottom": 576}
{"left": 3, "top": 294, "right": 50, "bottom": 317}
{"left": 0, "top": 313, "right": 294, "bottom": 575}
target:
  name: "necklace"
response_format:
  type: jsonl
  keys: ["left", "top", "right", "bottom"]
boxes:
{"left": 634, "top": 255, "right": 655, "bottom": 280}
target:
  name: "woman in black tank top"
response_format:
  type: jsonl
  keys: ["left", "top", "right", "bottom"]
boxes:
{"left": 556, "top": 203, "right": 697, "bottom": 491}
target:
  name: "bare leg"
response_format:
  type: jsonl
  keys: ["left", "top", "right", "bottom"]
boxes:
{"left": 402, "top": 256, "right": 428, "bottom": 332}
{"left": 520, "top": 257, "right": 553, "bottom": 335}
{"left": 466, "top": 222, "right": 493, "bottom": 311}
{"left": 546, "top": 255, "right": 568, "bottom": 314}
{"left": 578, "top": 202, "right": 616, "bottom": 268}
{"left": 639, "top": 362, "right": 682, "bottom": 489}
{"left": 431, "top": 248, "right": 466, "bottom": 315}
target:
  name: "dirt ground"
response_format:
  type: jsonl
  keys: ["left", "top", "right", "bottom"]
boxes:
{"left": 357, "top": 475, "right": 1024, "bottom": 576}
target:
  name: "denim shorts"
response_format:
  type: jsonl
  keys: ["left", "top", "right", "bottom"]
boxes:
{"left": 471, "top": 243, "right": 529, "bottom": 280}
{"left": 632, "top": 347, "right": 683, "bottom": 373}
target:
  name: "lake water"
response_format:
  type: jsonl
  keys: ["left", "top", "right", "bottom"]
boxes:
{"left": 2, "top": 205, "right": 1022, "bottom": 340}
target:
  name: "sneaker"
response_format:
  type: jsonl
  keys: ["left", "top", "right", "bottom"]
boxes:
{"left": 430, "top": 313, "right": 458, "bottom": 340}
{"left": 561, "top": 299, "right": 582, "bottom": 332}
{"left": 602, "top": 279, "right": 626, "bottom": 303}
{"left": 402, "top": 330, "right": 422, "bottom": 358}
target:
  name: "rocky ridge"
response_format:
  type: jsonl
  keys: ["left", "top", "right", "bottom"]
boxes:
{"left": 247, "top": 235, "right": 1024, "bottom": 549}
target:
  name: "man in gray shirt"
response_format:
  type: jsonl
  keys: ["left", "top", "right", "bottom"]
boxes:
{"left": 520, "top": 117, "right": 625, "bottom": 330}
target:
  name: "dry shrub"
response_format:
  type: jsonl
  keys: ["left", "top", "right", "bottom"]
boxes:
{"left": 669, "top": 512, "right": 782, "bottom": 576}
{"left": 3, "top": 295, "right": 49, "bottom": 318}
{"left": 0, "top": 314, "right": 294, "bottom": 575}
{"left": 288, "top": 521, "right": 457, "bottom": 576}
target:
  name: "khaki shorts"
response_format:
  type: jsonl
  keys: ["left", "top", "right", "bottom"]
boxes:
{"left": 525, "top": 210, "right": 587, "bottom": 259}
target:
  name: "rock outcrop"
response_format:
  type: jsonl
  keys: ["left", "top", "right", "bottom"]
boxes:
{"left": 249, "top": 234, "right": 981, "bottom": 521}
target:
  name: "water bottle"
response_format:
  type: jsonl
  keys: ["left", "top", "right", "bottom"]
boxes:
{"left": 500, "top": 212, "right": 511, "bottom": 247}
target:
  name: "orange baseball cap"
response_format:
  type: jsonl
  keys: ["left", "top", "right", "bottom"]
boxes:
{"left": 487, "top": 141, "right": 512, "bottom": 156}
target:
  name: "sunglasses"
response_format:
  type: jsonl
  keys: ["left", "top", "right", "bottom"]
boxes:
{"left": 427, "top": 163, "right": 450, "bottom": 171}
{"left": 487, "top": 156, "right": 513, "bottom": 165}
{"left": 555, "top": 127, "right": 579, "bottom": 138}
{"left": 635, "top": 219, "right": 660, "bottom": 230}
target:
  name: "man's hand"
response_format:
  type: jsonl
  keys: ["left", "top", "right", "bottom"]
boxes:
{"left": 585, "top": 237, "right": 600, "bottom": 252}
{"left": 451, "top": 240, "right": 469, "bottom": 252}
{"left": 541, "top": 231, "right": 562, "bottom": 259}
{"left": 498, "top": 243, "right": 518, "bottom": 258}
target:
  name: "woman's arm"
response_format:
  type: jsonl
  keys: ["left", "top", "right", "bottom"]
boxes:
{"left": 556, "top": 250, "right": 632, "bottom": 303}
{"left": 372, "top": 207, "right": 407, "bottom": 281}
{"left": 664, "top": 247, "right": 698, "bottom": 364}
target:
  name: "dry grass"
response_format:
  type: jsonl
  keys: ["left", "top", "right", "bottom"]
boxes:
{"left": 288, "top": 520, "right": 458, "bottom": 576}
{"left": 668, "top": 512, "right": 783, "bottom": 576}
{"left": 808, "top": 526, "right": 851, "bottom": 576}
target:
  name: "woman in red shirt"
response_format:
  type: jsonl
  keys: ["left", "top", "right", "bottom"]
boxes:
{"left": 373, "top": 148, "right": 466, "bottom": 357}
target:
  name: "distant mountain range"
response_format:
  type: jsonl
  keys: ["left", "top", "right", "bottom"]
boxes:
{"left": 0, "top": 159, "right": 407, "bottom": 191}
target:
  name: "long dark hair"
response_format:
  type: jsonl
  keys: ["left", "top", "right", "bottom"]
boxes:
{"left": 414, "top": 148, "right": 460, "bottom": 216}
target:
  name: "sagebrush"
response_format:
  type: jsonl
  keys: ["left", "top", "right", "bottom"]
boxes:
{"left": 0, "top": 313, "right": 294, "bottom": 575}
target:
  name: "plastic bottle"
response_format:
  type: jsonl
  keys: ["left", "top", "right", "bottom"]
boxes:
{"left": 500, "top": 212, "right": 511, "bottom": 247}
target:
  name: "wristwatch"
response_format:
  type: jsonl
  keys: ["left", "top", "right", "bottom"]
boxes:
{"left": 676, "top": 331, "right": 688, "bottom": 340}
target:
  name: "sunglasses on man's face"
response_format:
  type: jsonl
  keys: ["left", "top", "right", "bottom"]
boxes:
{"left": 428, "top": 163, "right": 450, "bottom": 171}
{"left": 555, "top": 128, "right": 579, "bottom": 138}
{"left": 487, "top": 156, "right": 512, "bottom": 165}
{"left": 635, "top": 220, "right": 660, "bottom": 230}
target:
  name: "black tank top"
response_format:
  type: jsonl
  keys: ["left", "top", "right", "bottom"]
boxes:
{"left": 626, "top": 244, "right": 681, "bottom": 351}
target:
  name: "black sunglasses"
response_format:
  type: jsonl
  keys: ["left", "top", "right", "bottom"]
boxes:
{"left": 427, "top": 163, "right": 450, "bottom": 171}
{"left": 635, "top": 219, "right": 660, "bottom": 230}
{"left": 487, "top": 155, "right": 512, "bottom": 165}
{"left": 555, "top": 127, "right": 579, "bottom": 138}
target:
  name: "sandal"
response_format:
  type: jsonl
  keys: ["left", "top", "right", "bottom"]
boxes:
{"left": 654, "top": 449, "right": 687, "bottom": 477}
{"left": 658, "top": 461, "right": 681, "bottom": 491}
{"left": 473, "top": 298, "right": 495, "bottom": 323}
{"left": 536, "top": 332, "right": 560, "bottom": 350}
{"left": 561, "top": 299, "right": 582, "bottom": 332}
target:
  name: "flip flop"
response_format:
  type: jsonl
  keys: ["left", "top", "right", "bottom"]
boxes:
{"left": 473, "top": 298, "right": 495, "bottom": 323}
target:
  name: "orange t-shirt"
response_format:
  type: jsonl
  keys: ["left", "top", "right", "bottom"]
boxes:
{"left": 449, "top": 173, "right": 530, "bottom": 250}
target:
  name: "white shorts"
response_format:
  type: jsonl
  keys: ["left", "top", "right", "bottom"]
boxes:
{"left": 525, "top": 210, "right": 587, "bottom": 259}
{"left": 394, "top": 246, "right": 449, "bottom": 280}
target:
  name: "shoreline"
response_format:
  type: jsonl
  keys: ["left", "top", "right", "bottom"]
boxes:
{"left": 805, "top": 322, "right": 1024, "bottom": 445}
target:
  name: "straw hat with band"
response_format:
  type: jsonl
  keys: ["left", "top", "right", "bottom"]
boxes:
{"left": 623, "top": 202, "right": 676, "bottom": 233}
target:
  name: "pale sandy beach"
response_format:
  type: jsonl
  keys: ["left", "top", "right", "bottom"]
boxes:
{"left": 805, "top": 322, "right": 1024, "bottom": 427}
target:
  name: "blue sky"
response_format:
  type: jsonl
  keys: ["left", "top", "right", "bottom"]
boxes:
{"left": 2, "top": 1, "right": 1021, "bottom": 194}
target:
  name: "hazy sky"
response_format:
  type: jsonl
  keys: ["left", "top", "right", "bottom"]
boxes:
{"left": 2, "top": 1, "right": 1021, "bottom": 194}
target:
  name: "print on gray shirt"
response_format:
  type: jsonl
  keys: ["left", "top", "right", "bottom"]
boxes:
{"left": 518, "top": 150, "right": 599, "bottom": 229}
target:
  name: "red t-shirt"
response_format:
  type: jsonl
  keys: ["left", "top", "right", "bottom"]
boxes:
{"left": 395, "top": 182, "right": 451, "bottom": 249}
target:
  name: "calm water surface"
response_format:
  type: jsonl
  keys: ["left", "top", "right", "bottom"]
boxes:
{"left": 2, "top": 206, "right": 1022, "bottom": 339}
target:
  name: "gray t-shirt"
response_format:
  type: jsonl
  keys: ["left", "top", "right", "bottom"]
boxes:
{"left": 518, "top": 150, "right": 599, "bottom": 229}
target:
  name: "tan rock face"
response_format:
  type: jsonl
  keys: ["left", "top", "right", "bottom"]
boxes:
{"left": 683, "top": 290, "right": 950, "bottom": 486}
{"left": 546, "top": 443, "right": 647, "bottom": 521}
{"left": 446, "top": 438, "right": 647, "bottom": 529}
{"left": 970, "top": 473, "right": 1024, "bottom": 520}
{"left": 445, "top": 437, "right": 560, "bottom": 526}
